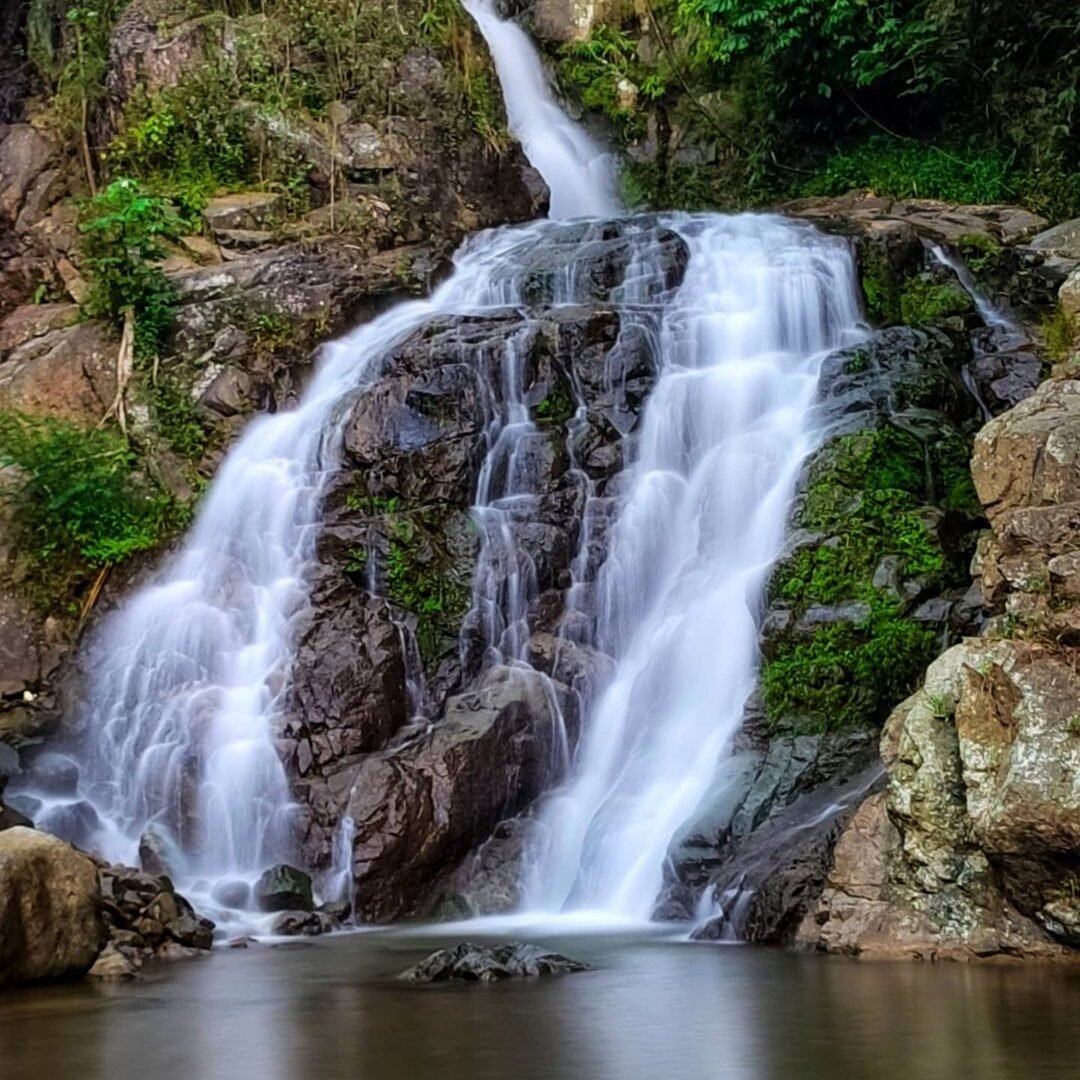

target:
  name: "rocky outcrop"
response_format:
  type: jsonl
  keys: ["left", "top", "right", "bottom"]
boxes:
{"left": 94, "top": 862, "right": 215, "bottom": 979}
{"left": 400, "top": 940, "right": 589, "bottom": 982}
{"left": 346, "top": 666, "right": 568, "bottom": 922}
{"left": 798, "top": 372, "right": 1080, "bottom": 960}
{"left": 274, "top": 220, "right": 680, "bottom": 907}
{"left": 0, "top": 826, "right": 104, "bottom": 988}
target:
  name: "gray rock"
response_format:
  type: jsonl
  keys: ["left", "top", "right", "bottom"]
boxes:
{"left": 271, "top": 909, "right": 334, "bottom": 936}
{"left": 399, "top": 941, "right": 589, "bottom": 982}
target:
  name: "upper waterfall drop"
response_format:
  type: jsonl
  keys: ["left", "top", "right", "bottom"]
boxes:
{"left": 461, "top": 0, "right": 621, "bottom": 220}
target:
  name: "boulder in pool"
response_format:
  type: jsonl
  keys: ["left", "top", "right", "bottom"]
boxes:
{"left": 399, "top": 941, "right": 589, "bottom": 983}
{"left": 254, "top": 864, "right": 314, "bottom": 912}
{"left": 0, "top": 826, "right": 105, "bottom": 988}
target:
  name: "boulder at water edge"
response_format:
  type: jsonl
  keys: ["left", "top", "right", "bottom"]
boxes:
{"left": 0, "top": 826, "right": 105, "bottom": 988}
{"left": 399, "top": 942, "right": 590, "bottom": 983}
{"left": 254, "top": 864, "right": 315, "bottom": 912}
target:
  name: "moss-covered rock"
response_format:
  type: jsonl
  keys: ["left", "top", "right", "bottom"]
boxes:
{"left": 761, "top": 327, "right": 983, "bottom": 734}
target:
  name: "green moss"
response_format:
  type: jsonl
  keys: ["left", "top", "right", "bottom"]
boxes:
{"left": 1043, "top": 306, "right": 1078, "bottom": 364}
{"left": 898, "top": 278, "right": 974, "bottom": 326}
{"left": 384, "top": 513, "right": 472, "bottom": 664}
{"left": 535, "top": 382, "right": 575, "bottom": 426}
{"left": 764, "top": 423, "right": 978, "bottom": 733}
{"left": 762, "top": 594, "right": 940, "bottom": 734}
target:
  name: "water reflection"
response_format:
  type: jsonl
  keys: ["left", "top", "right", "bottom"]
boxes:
{"left": 2, "top": 933, "right": 1079, "bottom": 1080}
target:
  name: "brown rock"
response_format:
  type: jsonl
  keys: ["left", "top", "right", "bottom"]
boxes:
{"left": 0, "top": 320, "right": 118, "bottom": 423}
{"left": 972, "top": 378, "right": 1080, "bottom": 521}
{"left": 0, "top": 303, "right": 80, "bottom": 355}
{"left": 0, "top": 827, "right": 105, "bottom": 988}
{"left": 347, "top": 665, "right": 564, "bottom": 921}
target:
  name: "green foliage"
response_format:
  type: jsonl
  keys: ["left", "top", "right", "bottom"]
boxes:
{"left": 383, "top": 513, "right": 471, "bottom": 664}
{"left": 955, "top": 234, "right": 1003, "bottom": 276}
{"left": 150, "top": 376, "right": 208, "bottom": 461}
{"left": 28, "top": 0, "right": 128, "bottom": 142}
{"left": 79, "top": 179, "right": 181, "bottom": 359}
{"left": 802, "top": 136, "right": 1014, "bottom": 206}
{"left": 107, "top": 66, "right": 256, "bottom": 205}
{"left": 642, "top": 0, "right": 1080, "bottom": 215}
{"left": 897, "top": 278, "right": 973, "bottom": 326}
{"left": 0, "top": 413, "right": 175, "bottom": 602}
{"left": 556, "top": 26, "right": 668, "bottom": 138}
{"left": 535, "top": 382, "right": 575, "bottom": 426}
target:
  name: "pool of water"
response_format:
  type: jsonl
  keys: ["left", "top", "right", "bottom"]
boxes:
{"left": 3, "top": 929, "right": 1079, "bottom": 1080}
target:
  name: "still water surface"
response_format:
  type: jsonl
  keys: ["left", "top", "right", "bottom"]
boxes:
{"left": 3, "top": 929, "right": 1079, "bottom": 1079}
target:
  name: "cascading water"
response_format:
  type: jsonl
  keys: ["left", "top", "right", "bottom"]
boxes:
{"left": 16, "top": 0, "right": 867, "bottom": 931}
{"left": 12, "top": 0, "right": 613, "bottom": 912}
{"left": 519, "top": 219, "right": 864, "bottom": 920}
{"left": 460, "top": 0, "right": 619, "bottom": 220}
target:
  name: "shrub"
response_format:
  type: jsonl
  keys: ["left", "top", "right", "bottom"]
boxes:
{"left": 0, "top": 413, "right": 175, "bottom": 603}
{"left": 79, "top": 178, "right": 181, "bottom": 359}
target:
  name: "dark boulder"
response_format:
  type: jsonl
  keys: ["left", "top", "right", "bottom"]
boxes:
{"left": 399, "top": 941, "right": 589, "bottom": 982}
{"left": 254, "top": 865, "right": 315, "bottom": 913}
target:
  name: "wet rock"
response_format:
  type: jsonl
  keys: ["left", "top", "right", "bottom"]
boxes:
{"left": 254, "top": 864, "right": 315, "bottom": 913}
{"left": 693, "top": 765, "right": 883, "bottom": 945}
{"left": 967, "top": 327, "right": 1045, "bottom": 415}
{"left": 137, "top": 826, "right": 181, "bottom": 879}
{"left": 347, "top": 666, "right": 566, "bottom": 921}
{"left": 399, "top": 941, "right": 589, "bottom": 982}
{"left": 166, "top": 914, "right": 215, "bottom": 950}
{"left": 271, "top": 909, "right": 334, "bottom": 936}
{"left": 211, "top": 878, "right": 251, "bottom": 909}
{"left": 434, "top": 817, "right": 540, "bottom": 917}
{"left": 0, "top": 827, "right": 105, "bottom": 988}
{"left": 514, "top": 220, "right": 689, "bottom": 307}
{"left": 318, "top": 899, "right": 352, "bottom": 924}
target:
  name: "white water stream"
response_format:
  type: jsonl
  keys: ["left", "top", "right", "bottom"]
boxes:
{"left": 520, "top": 218, "right": 863, "bottom": 919}
{"left": 17, "top": 0, "right": 865, "bottom": 927}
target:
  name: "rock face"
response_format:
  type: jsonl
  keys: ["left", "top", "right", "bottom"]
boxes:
{"left": 798, "top": 372, "right": 1080, "bottom": 960}
{"left": 272, "top": 219, "right": 682, "bottom": 918}
{"left": 0, "top": 827, "right": 104, "bottom": 988}
{"left": 399, "top": 941, "right": 589, "bottom": 982}
{"left": 346, "top": 666, "right": 567, "bottom": 922}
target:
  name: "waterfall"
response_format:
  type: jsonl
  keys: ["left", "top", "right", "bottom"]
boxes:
{"left": 519, "top": 218, "right": 863, "bottom": 919}
{"left": 460, "top": 0, "right": 620, "bottom": 220}
{"left": 11, "top": 0, "right": 613, "bottom": 914}
{"left": 15, "top": 0, "right": 865, "bottom": 928}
